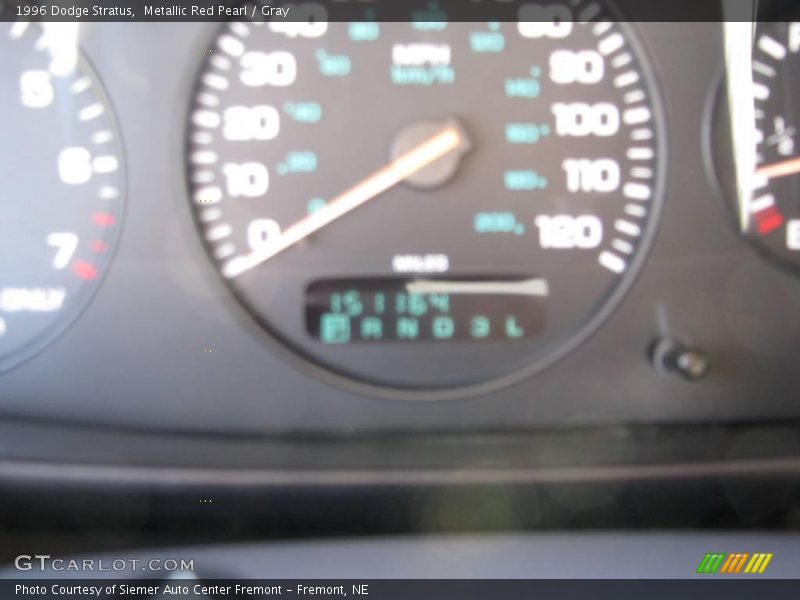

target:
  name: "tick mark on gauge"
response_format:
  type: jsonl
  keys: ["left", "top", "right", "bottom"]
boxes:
{"left": 92, "top": 212, "right": 115, "bottom": 227}
{"left": 89, "top": 240, "right": 108, "bottom": 253}
{"left": 72, "top": 261, "right": 98, "bottom": 281}
{"left": 755, "top": 207, "right": 784, "bottom": 235}
{"left": 185, "top": 19, "right": 663, "bottom": 391}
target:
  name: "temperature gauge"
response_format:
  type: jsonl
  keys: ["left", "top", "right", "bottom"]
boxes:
{"left": 720, "top": 19, "right": 800, "bottom": 270}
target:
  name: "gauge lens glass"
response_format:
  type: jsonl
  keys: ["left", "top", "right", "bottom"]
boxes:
{"left": 736, "top": 20, "right": 800, "bottom": 266}
{"left": 0, "top": 23, "right": 124, "bottom": 373}
{"left": 187, "top": 5, "right": 663, "bottom": 393}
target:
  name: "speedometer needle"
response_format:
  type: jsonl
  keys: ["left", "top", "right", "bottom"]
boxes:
{"left": 756, "top": 156, "right": 800, "bottom": 181}
{"left": 222, "top": 120, "right": 471, "bottom": 279}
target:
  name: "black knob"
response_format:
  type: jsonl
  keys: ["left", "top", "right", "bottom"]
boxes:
{"left": 651, "top": 338, "right": 710, "bottom": 381}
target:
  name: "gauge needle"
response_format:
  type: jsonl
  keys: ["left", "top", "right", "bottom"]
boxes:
{"left": 222, "top": 121, "right": 471, "bottom": 279}
{"left": 756, "top": 156, "right": 800, "bottom": 181}
{"left": 406, "top": 278, "right": 550, "bottom": 297}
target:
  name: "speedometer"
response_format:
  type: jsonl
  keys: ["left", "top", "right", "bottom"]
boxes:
{"left": 187, "top": 3, "right": 664, "bottom": 396}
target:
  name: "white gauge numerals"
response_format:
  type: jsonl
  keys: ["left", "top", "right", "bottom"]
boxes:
{"left": 536, "top": 215, "right": 603, "bottom": 250}
{"left": 47, "top": 233, "right": 79, "bottom": 270}
{"left": 541, "top": 17, "right": 657, "bottom": 275}
{"left": 223, "top": 105, "right": 281, "bottom": 141}
{"left": 57, "top": 146, "right": 118, "bottom": 186}
{"left": 1, "top": 22, "right": 124, "bottom": 373}
{"left": 550, "top": 49, "right": 605, "bottom": 85}
{"left": 20, "top": 70, "right": 54, "bottom": 108}
{"left": 248, "top": 219, "right": 281, "bottom": 252}
{"left": 240, "top": 51, "right": 297, "bottom": 87}
{"left": 518, "top": 3, "right": 573, "bottom": 39}
{"left": 552, "top": 102, "right": 620, "bottom": 137}
{"left": 58, "top": 147, "right": 93, "bottom": 185}
{"left": 267, "top": 3, "right": 328, "bottom": 39}
{"left": 223, "top": 162, "right": 270, "bottom": 198}
{"left": 746, "top": 21, "right": 800, "bottom": 259}
{"left": 562, "top": 158, "right": 621, "bottom": 193}
{"left": 184, "top": 12, "right": 663, "bottom": 391}
{"left": 770, "top": 117, "right": 795, "bottom": 158}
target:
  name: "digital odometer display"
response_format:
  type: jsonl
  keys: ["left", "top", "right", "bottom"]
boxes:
{"left": 306, "top": 277, "right": 548, "bottom": 344}
{"left": 187, "top": 3, "right": 664, "bottom": 396}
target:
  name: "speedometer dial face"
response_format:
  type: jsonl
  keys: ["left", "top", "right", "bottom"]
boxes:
{"left": 0, "top": 23, "right": 124, "bottom": 373}
{"left": 187, "top": 5, "right": 664, "bottom": 396}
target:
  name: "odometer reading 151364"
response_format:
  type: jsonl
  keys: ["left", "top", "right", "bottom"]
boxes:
{"left": 187, "top": 2, "right": 664, "bottom": 396}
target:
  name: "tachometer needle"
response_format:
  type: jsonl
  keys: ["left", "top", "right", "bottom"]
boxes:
{"left": 222, "top": 120, "right": 471, "bottom": 279}
{"left": 756, "top": 156, "right": 800, "bottom": 181}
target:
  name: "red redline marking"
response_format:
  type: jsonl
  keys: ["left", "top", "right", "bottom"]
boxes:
{"left": 72, "top": 261, "right": 98, "bottom": 281}
{"left": 755, "top": 208, "right": 784, "bottom": 236}
{"left": 89, "top": 240, "right": 108, "bottom": 253}
{"left": 92, "top": 213, "right": 115, "bottom": 227}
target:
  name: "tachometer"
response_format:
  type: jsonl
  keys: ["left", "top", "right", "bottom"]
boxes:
{"left": 0, "top": 23, "right": 124, "bottom": 373}
{"left": 187, "top": 3, "right": 664, "bottom": 396}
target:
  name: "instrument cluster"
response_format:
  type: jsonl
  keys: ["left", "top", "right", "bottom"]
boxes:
{"left": 1, "top": 5, "right": 800, "bottom": 434}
